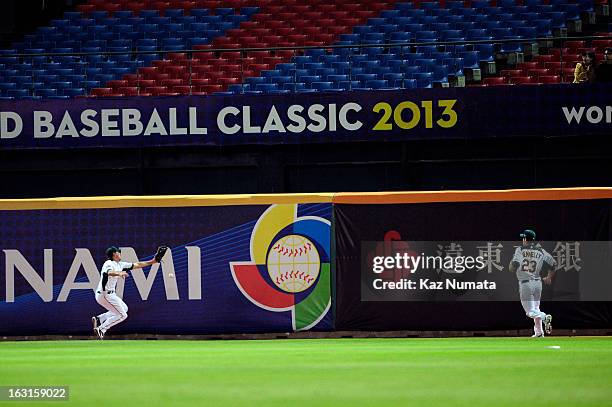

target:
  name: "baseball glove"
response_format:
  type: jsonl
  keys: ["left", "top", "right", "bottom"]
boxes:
{"left": 154, "top": 245, "right": 168, "bottom": 262}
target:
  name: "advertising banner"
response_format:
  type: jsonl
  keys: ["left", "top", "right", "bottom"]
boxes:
{"left": 335, "top": 191, "right": 612, "bottom": 331}
{"left": 0, "top": 84, "right": 610, "bottom": 149}
{"left": 0, "top": 199, "right": 333, "bottom": 335}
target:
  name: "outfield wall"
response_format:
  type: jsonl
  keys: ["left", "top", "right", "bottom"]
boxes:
{"left": 334, "top": 188, "right": 612, "bottom": 332}
{"left": 0, "top": 188, "right": 611, "bottom": 336}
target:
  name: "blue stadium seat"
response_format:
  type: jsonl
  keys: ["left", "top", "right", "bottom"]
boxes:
{"left": 460, "top": 51, "right": 480, "bottom": 69}
{"left": 246, "top": 77, "right": 266, "bottom": 86}
{"left": 412, "top": 72, "right": 433, "bottom": 87}
{"left": 300, "top": 75, "right": 322, "bottom": 85}
{"left": 283, "top": 83, "right": 306, "bottom": 92}
{"left": 474, "top": 44, "right": 495, "bottom": 61}
{"left": 271, "top": 76, "right": 294, "bottom": 85}
{"left": 7, "top": 89, "right": 29, "bottom": 97}
{"left": 365, "top": 79, "right": 389, "bottom": 89}
{"left": 328, "top": 74, "right": 350, "bottom": 82}
{"left": 355, "top": 73, "right": 378, "bottom": 82}
{"left": 336, "top": 80, "right": 359, "bottom": 90}
{"left": 190, "top": 9, "right": 209, "bottom": 18}
{"left": 311, "top": 81, "right": 333, "bottom": 91}
{"left": 228, "top": 84, "right": 249, "bottom": 93}
{"left": 432, "top": 66, "right": 449, "bottom": 82}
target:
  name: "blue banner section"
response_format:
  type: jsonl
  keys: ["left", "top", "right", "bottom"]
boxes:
{"left": 0, "top": 84, "right": 610, "bottom": 149}
{"left": 0, "top": 203, "right": 333, "bottom": 335}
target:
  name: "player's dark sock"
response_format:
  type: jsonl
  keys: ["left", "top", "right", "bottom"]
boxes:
{"left": 96, "top": 317, "right": 100, "bottom": 325}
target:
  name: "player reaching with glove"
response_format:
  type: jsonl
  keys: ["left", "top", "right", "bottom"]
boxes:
{"left": 92, "top": 245, "right": 168, "bottom": 339}
{"left": 509, "top": 230, "right": 556, "bottom": 337}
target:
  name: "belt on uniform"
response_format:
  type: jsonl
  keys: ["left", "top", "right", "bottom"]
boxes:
{"left": 520, "top": 279, "right": 540, "bottom": 284}
{"left": 97, "top": 290, "right": 115, "bottom": 294}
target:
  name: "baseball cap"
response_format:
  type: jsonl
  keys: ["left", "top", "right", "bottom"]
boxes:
{"left": 519, "top": 229, "right": 536, "bottom": 241}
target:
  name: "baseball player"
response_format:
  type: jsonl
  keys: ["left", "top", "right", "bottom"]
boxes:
{"left": 92, "top": 245, "right": 167, "bottom": 339}
{"left": 509, "top": 229, "right": 556, "bottom": 337}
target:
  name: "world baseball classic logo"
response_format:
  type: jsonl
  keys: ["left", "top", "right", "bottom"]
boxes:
{"left": 230, "top": 204, "right": 331, "bottom": 331}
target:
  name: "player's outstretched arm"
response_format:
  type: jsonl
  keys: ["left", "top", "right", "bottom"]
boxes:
{"left": 131, "top": 259, "right": 157, "bottom": 270}
{"left": 130, "top": 246, "right": 169, "bottom": 270}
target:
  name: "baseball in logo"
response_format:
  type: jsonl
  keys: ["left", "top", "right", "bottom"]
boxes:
{"left": 230, "top": 204, "right": 331, "bottom": 331}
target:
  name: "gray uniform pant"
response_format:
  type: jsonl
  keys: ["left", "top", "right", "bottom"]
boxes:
{"left": 519, "top": 279, "right": 547, "bottom": 335}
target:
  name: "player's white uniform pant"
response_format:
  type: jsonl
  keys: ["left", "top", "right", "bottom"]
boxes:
{"left": 519, "top": 280, "right": 547, "bottom": 336}
{"left": 95, "top": 292, "right": 128, "bottom": 333}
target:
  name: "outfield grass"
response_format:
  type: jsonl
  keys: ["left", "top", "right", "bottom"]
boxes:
{"left": 0, "top": 337, "right": 611, "bottom": 407}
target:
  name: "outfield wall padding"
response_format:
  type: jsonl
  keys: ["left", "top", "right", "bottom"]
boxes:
{"left": 334, "top": 189, "right": 612, "bottom": 331}
{"left": 0, "top": 196, "right": 333, "bottom": 335}
{"left": 1, "top": 188, "right": 611, "bottom": 335}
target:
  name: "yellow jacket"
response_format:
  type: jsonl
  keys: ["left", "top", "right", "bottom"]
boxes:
{"left": 573, "top": 62, "right": 594, "bottom": 83}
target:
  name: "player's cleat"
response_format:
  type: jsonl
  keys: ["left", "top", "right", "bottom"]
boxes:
{"left": 544, "top": 314, "right": 553, "bottom": 335}
{"left": 531, "top": 333, "right": 544, "bottom": 337}
{"left": 94, "top": 327, "right": 104, "bottom": 340}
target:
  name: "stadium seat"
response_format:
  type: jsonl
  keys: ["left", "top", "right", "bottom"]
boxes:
{"left": 0, "top": 0, "right": 603, "bottom": 96}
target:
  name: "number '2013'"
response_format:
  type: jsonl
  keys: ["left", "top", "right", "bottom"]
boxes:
{"left": 372, "top": 100, "right": 458, "bottom": 130}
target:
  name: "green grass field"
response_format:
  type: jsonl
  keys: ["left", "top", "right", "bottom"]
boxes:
{"left": 1, "top": 337, "right": 611, "bottom": 407}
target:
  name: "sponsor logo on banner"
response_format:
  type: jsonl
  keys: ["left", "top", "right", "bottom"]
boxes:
{"left": 230, "top": 204, "right": 331, "bottom": 331}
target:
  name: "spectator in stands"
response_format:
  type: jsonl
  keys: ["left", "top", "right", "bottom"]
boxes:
{"left": 595, "top": 48, "right": 612, "bottom": 83}
{"left": 573, "top": 51, "right": 596, "bottom": 83}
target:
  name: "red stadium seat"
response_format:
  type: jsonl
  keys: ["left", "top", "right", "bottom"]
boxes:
{"left": 164, "top": 66, "right": 188, "bottom": 77}
{"left": 275, "top": 27, "right": 295, "bottom": 36}
{"left": 265, "top": 21, "right": 285, "bottom": 30}
{"left": 76, "top": 4, "right": 96, "bottom": 13}
{"left": 247, "top": 51, "right": 271, "bottom": 62}
{"left": 161, "top": 78, "right": 185, "bottom": 87}
{"left": 205, "top": 71, "right": 226, "bottom": 80}
{"left": 209, "top": 58, "right": 230, "bottom": 67}
{"left": 201, "top": 84, "right": 223, "bottom": 93}
{"left": 564, "top": 40, "right": 586, "bottom": 50}
{"left": 152, "top": 60, "right": 174, "bottom": 69}
{"left": 328, "top": 26, "right": 349, "bottom": 35}
{"left": 218, "top": 77, "right": 240, "bottom": 85}
{"left": 107, "top": 80, "right": 129, "bottom": 88}
{"left": 533, "top": 54, "right": 558, "bottom": 64}
{"left": 517, "top": 62, "right": 540, "bottom": 70}
{"left": 500, "top": 69, "right": 524, "bottom": 78}
{"left": 172, "top": 85, "right": 193, "bottom": 94}
{"left": 221, "top": 63, "right": 242, "bottom": 73}
{"left": 240, "top": 22, "right": 261, "bottom": 30}
{"left": 131, "top": 79, "right": 157, "bottom": 88}
{"left": 544, "top": 62, "right": 563, "bottom": 74}
{"left": 262, "top": 56, "right": 283, "bottom": 66}
{"left": 482, "top": 77, "right": 507, "bottom": 86}
{"left": 539, "top": 75, "right": 561, "bottom": 84}
{"left": 91, "top": 88, "right": 113, "bottom": 96}
{"left": 527, "top": 68, "right": 552, "bottom": 78}
{"left": 145, "top": 86, "right": 168, "bottom": 95}
{"left": 191, "top": 78, "right": 211, "bottom": 86}
{"left": 592, "top": 39, "right": 612, "bottom": 49}
{"left": 248, "top": 63, "right": 270, "bottom": 71}
{"left": 118, "top": 87, "right": 139, "bottom": 96}
{"left": 275, "top": 50, "right": 296, "bottom": 59}
{"left": 167, "top": 53, "right": 188, "bottom": 61}
{"left": 509, "top": 76, "right": 537, "bottom": 85}
{"left": 220, "top": 52, "right": 242, "bottom": 61}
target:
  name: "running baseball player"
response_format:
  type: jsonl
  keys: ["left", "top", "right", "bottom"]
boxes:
{"left": 92, "top": 245, "right": 167, "bottom": 339}
{"left": 509, "top": 229, "right": 556, "bottom": 337}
